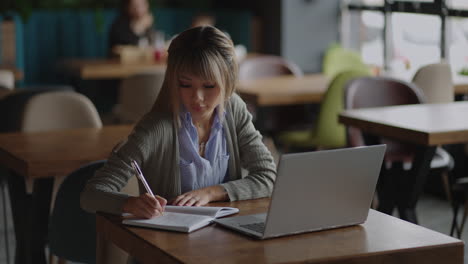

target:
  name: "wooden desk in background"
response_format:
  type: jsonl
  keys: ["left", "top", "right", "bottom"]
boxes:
{"left": 339, "top": 102, "right": 468, "bottom": 223}
{"left": 0, "top": 125, "right": 133, "bottom": 264}
{"left": 61, "top": 59, "right": 166, "bottom": 80}
{"left": 382, "top": 70, "right": 468, "bottom": 97}
{"left": 61, "top": 53, "right": 265, "bottom": 81}
{"left": 235, "top": 73, "right": 329, "bottom": 134}
{"left": 236, "top": 73, "right": 468, "bottom": 107}
{"left": 97, "top": 198, "right": 463, "bottom": 264}
{"left": 236, "top": 74, "right": 329, "bottom": 107}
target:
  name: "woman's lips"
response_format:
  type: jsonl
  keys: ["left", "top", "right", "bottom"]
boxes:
{"left": 192, "top": 104, "right": 206, "bottom": 112}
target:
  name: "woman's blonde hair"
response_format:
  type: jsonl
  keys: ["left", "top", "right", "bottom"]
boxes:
{"left": 152, "top": 26, "right": 238, "bottom": 123}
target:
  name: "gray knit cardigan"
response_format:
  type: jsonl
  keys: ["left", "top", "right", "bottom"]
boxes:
{"left": 80, "top": 93, "right": 277, "bottom": 215}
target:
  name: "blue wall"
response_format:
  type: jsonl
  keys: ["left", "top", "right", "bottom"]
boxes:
{"left": 1, "top": 8, "right": 252, "bottom": 86}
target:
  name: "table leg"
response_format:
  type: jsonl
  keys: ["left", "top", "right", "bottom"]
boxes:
{"left": 361, "top": 133, "right": 399, "bottom": 214}
{"left": 376, "top": 163, "right": 400, "bottom": 215}
{"left": 6, "top": 172, "right": 54, "bottom": 264}
{"left": 6, "top": 172, "right": 29, "bottom": 264}
{"left": 28, "top": 178, "right": 54, "bottom": 264}
{"left": 397, "top": 146, "right": 436, "bottom": 224}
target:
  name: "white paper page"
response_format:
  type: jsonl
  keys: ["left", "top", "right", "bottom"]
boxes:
{"left": 166, "top": 206, "right": 239, "bottom": 218}
{"left": 123, "top": 212, "right": 212, "bottom": 232}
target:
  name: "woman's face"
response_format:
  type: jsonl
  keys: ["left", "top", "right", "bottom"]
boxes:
{"left": 128, "top": 0, "right": 149, "bottom": 19}
{"left": 178, "top": 73, "right": 222, "bottom": 122}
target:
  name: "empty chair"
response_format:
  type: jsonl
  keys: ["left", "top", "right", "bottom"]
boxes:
{"left": 0, "top": 87, "right": 74, "bottom": 133}
{"left": 344, "top": 77, "right": 424, "bottom": 218}
{"left": 20, "top": 91, "right": 103, "bottom": 263}
{"left": 322, "top": 44, "right": 370, "bottom": 79}
{"left": 412, "top": 62, "right": 453, "bottom": 103}
{"left": 238, "top": 55, "right": 303, "bottom": 131}
{"left": 113, "top": 72, "right": 164, "bottom": 123}
{"left": 412, "top": 63, "right": 465, "bottom": 237}
{"left": 277, "top": 70, "right": 371, "bottom": 151}
{"left": 345, "top": 77, "right": 424, "bottom": 151}
{"left": 0, "top": 70, "right": 14, "bottom": 100}
{"left": 238, "top": 55, "right": 303, "bottom": 81}
{"left": 0, "top": 69, "right": 14, "bottom": 90}
{"left": 22, "top": 91, "right": 102, "bottom": 132}
{"left": 0, "top": 87, "right": 80, "bottom": 262}
{"left": 443, "top": 163, "right": 468, "bottom": 238}
{"left": 344, "top": 77, "right": 453, "bottom": 222}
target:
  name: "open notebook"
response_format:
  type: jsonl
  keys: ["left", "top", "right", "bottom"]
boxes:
{"left": 122, "top": 205, "right": 239, "bottom": 233}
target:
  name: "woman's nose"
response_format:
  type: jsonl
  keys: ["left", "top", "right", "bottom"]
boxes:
{"left": 195, "top": 89, "right": 204, "bottom": 101}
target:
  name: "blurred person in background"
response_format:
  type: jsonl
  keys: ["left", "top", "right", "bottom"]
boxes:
{"left": 109, "top": 0, "right": 155, "bottom": 57}
{"left": 191, "top": 13, "right": 216, "bottom": 28}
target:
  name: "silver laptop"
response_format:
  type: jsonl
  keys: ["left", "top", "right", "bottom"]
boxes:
{"left": 214, "top": 145, "right": 386, "bottom": 239}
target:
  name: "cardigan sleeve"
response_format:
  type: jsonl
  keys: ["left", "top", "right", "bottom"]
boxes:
{"left": 80, "top": 116, "right": 158, "bottom": 215}
{"left": 221, "top": 94, "right": 277, "bottom": 200}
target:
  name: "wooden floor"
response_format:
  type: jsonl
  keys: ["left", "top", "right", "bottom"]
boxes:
{"left": 0, "top": 181, "right": 466, "bottom": 264}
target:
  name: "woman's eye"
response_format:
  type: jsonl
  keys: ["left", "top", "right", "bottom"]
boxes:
{"left": 180, "top": 83, "right": 191, "bottom": 88}
{"left": 204, "top": 84, "right": 215, "bottom": 89}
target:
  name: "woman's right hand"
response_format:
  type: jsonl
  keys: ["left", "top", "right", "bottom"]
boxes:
{"left": 122, "top": 193, "right": 167, "bottom": 219}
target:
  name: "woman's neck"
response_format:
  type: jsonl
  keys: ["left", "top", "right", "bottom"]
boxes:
{"left": 193, "top": 115, "right": 213, "bottom": 140}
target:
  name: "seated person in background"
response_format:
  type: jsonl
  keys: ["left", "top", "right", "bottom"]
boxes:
{"left": 108, "top": 0, "right": 154, "bottom": 57}
{"left": 191, "top": 13, "right": 216, "bottom": 28}
{"left": 164, "top": 13, "right": 215, "bottom": 48}
{"left": 190, "top": 13, "right": 248, "bottom": 61}
{"left": 81, "top": 26, "right": 277, "bottom": 219}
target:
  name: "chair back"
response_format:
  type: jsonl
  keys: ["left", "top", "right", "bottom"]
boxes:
{"left": 238, "top": 55, "right": 303, "bottom": 81}
{"left": 322, "top": 44, "right": 370, "bottom": 79}
{"left": 48, "top": 160, "right": 106, "bottom": 264}
{"left": 412, "top": 62, "right": 453, "bottom": 103}
{"left": 114, "top": 72, "right": 164, "bottom": 123}
{"left": 21, "top": 91, "right": 102, "bottom": 132}
{"left": 0, "top": 88, "right": 70, "bottom": 133}
{"left": 0, "top": 70, "right": 14, "bottom": 90}
{"left": 345, "top": 77, "right": 425, "bottom": 110}
{"left": 313, "top": 70, "right": 371, "bottom": 148}
{"left": 344, "top": 77, "right": 425, "bottom": 161}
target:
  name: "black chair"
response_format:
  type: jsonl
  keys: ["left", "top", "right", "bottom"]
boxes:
{"left": 48, "top": 160, "right": 106, "bottom": 264}
{"left": 445, "top": 174, "right": 468, "bottom": 238}
{"left": 440, "top": 143, "right": 468, "bottom": 238}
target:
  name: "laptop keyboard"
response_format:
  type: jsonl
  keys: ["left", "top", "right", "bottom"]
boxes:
{"left": 240, "top": 222, "right": 265, "bottom": 233}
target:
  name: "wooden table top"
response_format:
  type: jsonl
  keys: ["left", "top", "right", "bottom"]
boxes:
{"left": 236, "top": 74, "right": 329, "bottom": 106}
{"left": 339, "top": 101, "right": 468, "bottom": 146}
{"left": 0, "top": 125, "right": 132, "bottom": 179}
{"left": 61, "top": 59, "right": 166, "bottom": 80}
{"left": 97, "top": 198, "right": 463, "bottom": 264}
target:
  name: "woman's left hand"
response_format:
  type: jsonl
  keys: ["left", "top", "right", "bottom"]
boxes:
{"left": 171, "top": 185, "right": 228, "bottom": 206}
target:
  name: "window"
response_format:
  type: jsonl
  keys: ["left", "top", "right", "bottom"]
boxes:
{"left": 390, "top": 13, "right": 441, "bottom": 78}
{"left": 361, "top": 11, "right": 385, "bottom": 67}
{"left": 344, "top": 0, "right": 468, "bottom": 78}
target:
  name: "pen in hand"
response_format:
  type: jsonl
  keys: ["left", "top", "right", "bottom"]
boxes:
{"left": 131, "top": 160, "right": 165, "bottom": 215}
